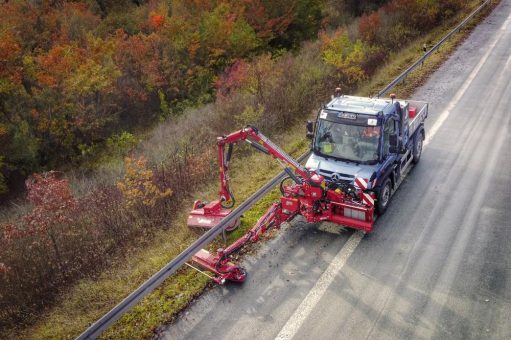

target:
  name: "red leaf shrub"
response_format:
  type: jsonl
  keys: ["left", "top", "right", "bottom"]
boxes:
{"left": 359, "top": 11, "right": 381, "bottom": 44}
{"left": 24, "top": 172, "right": 76, "bottom": 234}
{"left": 215, "top": 59, "right": 249, "bottom": 101}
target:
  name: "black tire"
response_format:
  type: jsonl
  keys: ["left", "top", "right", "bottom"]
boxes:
{"left": 413, "top": 130, "right": 424, "bottom": 164}
{"left": 376, "top": 177, "right": 392, "bottom": 215}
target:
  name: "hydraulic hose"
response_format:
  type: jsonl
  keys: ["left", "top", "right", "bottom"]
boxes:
{"left": 221, "top": 143, "right": 235, "bottom": 208}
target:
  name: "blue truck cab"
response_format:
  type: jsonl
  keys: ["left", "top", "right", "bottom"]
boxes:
{"left": 305, "top": 93, "right": 428, "bottom": 214}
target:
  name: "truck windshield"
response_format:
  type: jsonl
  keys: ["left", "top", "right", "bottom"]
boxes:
{"left": 314, "top": 119, "right": 380, "bottom": 164}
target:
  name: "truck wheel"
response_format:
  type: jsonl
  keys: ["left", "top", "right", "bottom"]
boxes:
{"left": 413, "top": 131, "right": 424, "bottom": 164}
{"left": 376, "top": 178, "right": 392, "bottom": 215}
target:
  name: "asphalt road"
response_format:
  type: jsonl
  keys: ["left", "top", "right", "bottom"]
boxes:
{"left": 158, "top": 2, "right": 511, "bottom": 339}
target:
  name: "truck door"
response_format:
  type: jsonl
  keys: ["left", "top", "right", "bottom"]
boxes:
{"left": 380, "top": 116, "right": 398, "bottom": 184}
{"left": 383, "top": 117, "right": 397, "bottom": 157}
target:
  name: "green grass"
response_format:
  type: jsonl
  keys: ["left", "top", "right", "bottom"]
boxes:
{"left": 12, "top": 2, "right": 498, "bottom": 339}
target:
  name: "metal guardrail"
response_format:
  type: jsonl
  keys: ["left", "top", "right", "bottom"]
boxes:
{"left": 77, "top": 2, "right": 492, "bottom": 338}
{"left": 376, "top": 0, "right": 491, "bottom": 98}
{"left": 77, "top": 152, "right": 310, "bottom": 339}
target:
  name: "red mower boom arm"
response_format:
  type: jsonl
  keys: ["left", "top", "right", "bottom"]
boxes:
{"left": 216, "top": 126, "right": 321, "bottom": 205}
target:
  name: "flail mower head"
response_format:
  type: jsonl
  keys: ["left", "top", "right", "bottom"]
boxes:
{"left": 187, "top": 199, "right": 240, "bottom": 231}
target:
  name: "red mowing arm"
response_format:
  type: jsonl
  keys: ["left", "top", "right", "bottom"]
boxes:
{"left": 216, "top": 126, "right": 320, "bottom": 205}
{"left": 190, "top": 126, "right": 320, "bottom": 283}
{"left": 191, "top": 202, "right": 297, "bottom": 284}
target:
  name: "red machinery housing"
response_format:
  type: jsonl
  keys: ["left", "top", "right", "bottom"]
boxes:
{"left": 187, "top": 126, "right": 375, "bottom": 284}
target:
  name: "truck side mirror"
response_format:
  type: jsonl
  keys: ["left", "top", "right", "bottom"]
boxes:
{"left": 306, "top": 120, "right": 314, "bottom": 139}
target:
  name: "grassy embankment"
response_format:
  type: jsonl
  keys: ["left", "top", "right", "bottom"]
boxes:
{"left": 17, "top": 1, "right": 497, "bottom": 339}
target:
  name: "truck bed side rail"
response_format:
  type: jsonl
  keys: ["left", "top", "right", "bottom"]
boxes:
{"left": 408, "top": 100, "right": 428, "bottom": 136}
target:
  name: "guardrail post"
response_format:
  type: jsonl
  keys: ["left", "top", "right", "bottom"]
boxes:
{"left": 222, "top": 228, "right": 227, "bottom": 244}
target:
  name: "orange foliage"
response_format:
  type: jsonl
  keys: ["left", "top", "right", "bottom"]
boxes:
{"left": 383, "top": 0, "right": 446, "bottom": 30}
{"left": 35, "top": 45, "right": 82, "bottom": 88}
{"left": 0, "top": 31, "right": 20, "bottom": 64}
{"left": 0, "top": 124, "right": 7, "bottom": 137}
{"left": 359, "top": 11, "right": 381, "bottom": 44}
{"left": 115, "top": 33, "right": 166, "bottom": 94}
{"left": 149, "top": 14, "right": 165, "bottom": 29}
{"left": 117, "top": 156, "right": 172, "bottom": 208}
{"left": 0, "top": 31, "right": 22, "bottom": 84}
{"left": 57, "top": 3, "right": 101, "bottom": 43}
{"left": 243, "top": 0, "right": 294, "bottom": 39}
{"left": 215, "top": 59, "right": 250, "bottom": 101}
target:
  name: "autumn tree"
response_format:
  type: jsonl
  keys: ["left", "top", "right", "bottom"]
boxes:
{"left": 359, "top": 11, "right": 381, "bottom": 44}
{"left": 117, "top": 156, "right": 172, "bottom": 209}
{"left": 320, "top": 29, "right": 371, "bottom": 86}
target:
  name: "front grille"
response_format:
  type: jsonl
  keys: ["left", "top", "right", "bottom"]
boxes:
{"left": 318, "top": 170, "right": 354, "bottom": 185}
{"left": 318, "top": 169, "right": 353, "bottom": 178}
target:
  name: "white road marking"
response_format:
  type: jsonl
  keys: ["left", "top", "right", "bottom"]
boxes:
{"left": 275, "top": 231, "right": 364, "bottom": 340}
{"left": 275, "top": 10, "right": 511, "bottom": 340}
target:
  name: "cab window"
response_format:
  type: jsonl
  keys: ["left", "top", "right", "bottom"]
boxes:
{"left": 383, "top": 118, "right": 396, "bottom": 155}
